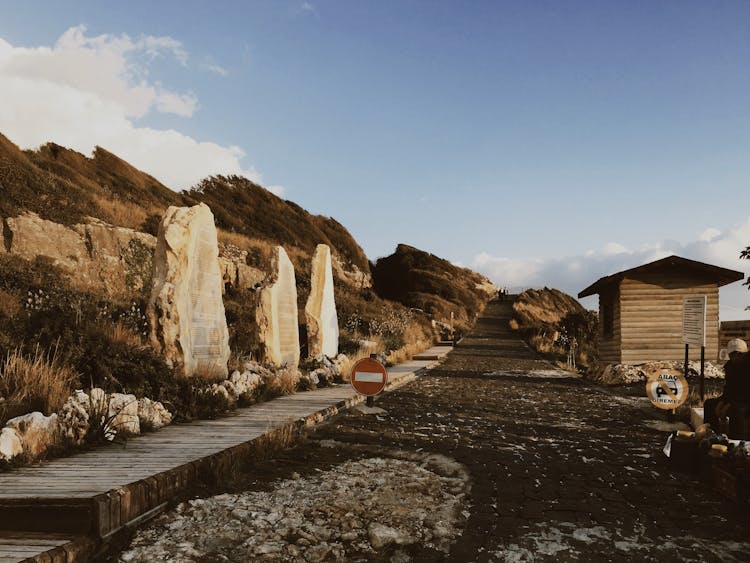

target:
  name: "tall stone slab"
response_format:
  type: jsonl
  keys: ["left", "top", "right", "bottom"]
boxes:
{"left": 305, "top": 244, "right": 339, "bottom": 358}
{"left": 257, "top": 246, "right": 300, "bottom": 367}
{"left": 147, "top": 203, "right": 230, "bottom": 377}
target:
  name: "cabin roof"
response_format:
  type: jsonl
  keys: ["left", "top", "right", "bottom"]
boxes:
{"left": 578, "top": 255, "right": 744, "bottom": 298}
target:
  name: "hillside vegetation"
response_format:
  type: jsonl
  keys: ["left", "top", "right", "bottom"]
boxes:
{"left": 372, "top": 244, "right": 497, "bottom": 337}
{"left": 0, "top": 132, "right": 497, "bottom": 430}
{"left": 511, "top": 287, "right": 598, "bottom": 371}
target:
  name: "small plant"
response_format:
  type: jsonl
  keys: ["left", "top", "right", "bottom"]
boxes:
{"left": 84, "top": 391, "right": 136, "bottom": 445}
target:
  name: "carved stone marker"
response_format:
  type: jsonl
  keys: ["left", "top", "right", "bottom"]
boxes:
{"left": 148, "top": 203, "right": 230, "bottom": 377}
{"left": 257, "top": 246, "right": 300, "bottom": 367}
{"left": 305, "top": 244, "right": 339, "bottom": 358}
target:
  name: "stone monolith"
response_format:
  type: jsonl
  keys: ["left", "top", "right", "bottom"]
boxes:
{"left": 305, "top": 244, "right": 339, "bottom": 358}
{"left": 257, "top": 246, "right": 300, "bottom": 367}
{"left": 147, "top": 203, "right": 230, "bottom": 377}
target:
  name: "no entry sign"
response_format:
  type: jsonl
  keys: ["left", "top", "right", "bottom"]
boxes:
{"left": 646, "top": 369, "right": 689, "bottom": 410}
{"left": 350, "top": 357, "right": 388, "bottom": 397}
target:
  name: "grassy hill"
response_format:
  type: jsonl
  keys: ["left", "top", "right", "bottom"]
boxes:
{"left": 372, "top": 244, "right": 497, "bottom": 335}
{"left": 511, "top": 287, "right": 598, "bottom": 371}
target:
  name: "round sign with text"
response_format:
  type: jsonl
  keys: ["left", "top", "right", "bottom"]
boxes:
{"left": 646, "top": 369, "right": 689, "bottom": 410}
{"left": 350, "top": 357, "right": 388, "bottom": 397}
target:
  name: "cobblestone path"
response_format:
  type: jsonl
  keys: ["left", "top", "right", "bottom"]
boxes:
{"left": 115, "top": 299, "right": 750, "bottom": 562}
{"left": 314, "top": 300, "right": 750, "bottom": 561}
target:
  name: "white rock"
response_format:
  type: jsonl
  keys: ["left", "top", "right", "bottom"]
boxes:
{"left": 6, "top": 412, "right": 59, "bottom": 458}
{"left": 368, "top": 522, "right": 410, "bottom": 550}
{"left": 230, "top": 371, "right": 262, "bottom": 397}
{"left": 58, "top": 390, "right": 91, "bottom": 445}
{"left": 305, "top": 244, "right": 339, "bottom": 358}
{"left": 137, "top": 398, "right": 172, "bottom": 430}
{"left": 147, "top": 203, "right": 231, "bottom": 378}
{"left": 0, "top": 427, "right": 22, "bottom": 461}
{"left": 256, "top": 246, "right": 300, "bottom": 368}
{"left": 109, "top": 393, "right": 140, "bottom": 435}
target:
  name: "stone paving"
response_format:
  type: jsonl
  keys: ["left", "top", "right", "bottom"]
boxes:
{"left": 114, "top": 299, "right": 750, "bottom": 561}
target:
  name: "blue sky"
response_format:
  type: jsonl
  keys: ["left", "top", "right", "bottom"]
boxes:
{"left": 1, "top": 1, "right": 750, "bottom": 317}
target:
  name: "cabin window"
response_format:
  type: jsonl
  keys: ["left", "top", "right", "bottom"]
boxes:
{"left": 602, "top": 301, "right": 614, "bottom": 338}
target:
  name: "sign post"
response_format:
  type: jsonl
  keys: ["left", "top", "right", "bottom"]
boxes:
{"left": 646, "top": 368, "right": 689, "bottom": 411}
{"left": 682, "top": 296, "right": 707, "bottom": 401}
{"left": 350, "top": 355, "right": 388, "bottom": 409}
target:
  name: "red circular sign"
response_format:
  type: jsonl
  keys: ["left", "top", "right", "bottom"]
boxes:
{"left": 350, "top": 357, "right": 388, "bottom": 396}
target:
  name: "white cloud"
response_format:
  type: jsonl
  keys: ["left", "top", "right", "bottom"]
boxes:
{"left": 265, "top": 185, "right": 286, "bottom": 197}
{"left": 0, "top": 26, "right": 279, "bottom": 192}
{"left": 295, "top": 2, "right": 320, "bottom": 18}
{"left": 472, "top": 219, "right": 750, "bottom": 321}
{"left": 204, "top": 63, "right": 228, "bottom": 77}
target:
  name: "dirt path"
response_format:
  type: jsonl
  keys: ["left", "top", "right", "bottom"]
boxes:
{"left": 115, "top": 300, "right": 750, "bottom": 562}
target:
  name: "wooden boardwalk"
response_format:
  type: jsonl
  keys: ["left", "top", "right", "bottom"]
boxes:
{"left": 0, "top": 354, "right": 443, "bottom": 562}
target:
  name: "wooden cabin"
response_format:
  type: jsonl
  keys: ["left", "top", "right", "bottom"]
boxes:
{"left": 578, "top": 255, "right": 744, "bottom": 364}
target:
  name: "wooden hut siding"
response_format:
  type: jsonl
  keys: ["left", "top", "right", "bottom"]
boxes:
{"left": 619, "top": 275, "right": 719, "bottom": 364}
{"left": 598, "top": 287, "right": 621, "bottom": 363}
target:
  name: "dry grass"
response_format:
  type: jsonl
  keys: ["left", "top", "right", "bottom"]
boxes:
{"left": 193, "top": 362, "right": 230, "bottom": 383}
{"left": 265, "top": 367, "right": 299, "bottom": 396}
{"left": 217, "top": 229, "right": 257, "bottom": 250}
{"left": 103, "top": 321, "right": 144, "bottom": 347}
{"left": 0, "top": 345, "right": 77, "bottom": 424}
{"left": 387, "top": 338, "right": 430, "bottom": 366}
{"left": 91, "top": 193, "right": 150, "bottom": 230}
{"left": 338, "top": 339, "right": 387, "bottom": 382}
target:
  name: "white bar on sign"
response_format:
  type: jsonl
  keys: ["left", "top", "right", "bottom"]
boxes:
{"left": 354, "top": 371, "right": 383, "bottom": 383}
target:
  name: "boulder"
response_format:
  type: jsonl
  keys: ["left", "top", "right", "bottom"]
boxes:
{"left": 0, "top": 427, "right": 22, "bottom": 461}
{"left": 58, "top": 390, "right": 91, "bottom": 445}
{"left": 217, "top": 256, "right": 265, "bottom": 294}
{"left": 137, "top": 398, "right": 172, "bottom": 430}
{"left": 305, "top": 244, "right": 339, "bottom": 358}
{"left": 228, "top": 370, "right": 263, "bottom": 399}
{"left": 5, "top": 412, "right": 59, "bottom": 458}
{"left": 3, "top": 212, "right": 88, "bottom": 271}
{"left": 109, "top": 393, "right": 140, "bottom": 435}
{"left": 256, "top": 246, "right": 300, "bottom": 367}
{"left": 147, "top": 203, "right": 231, "bottom": 378}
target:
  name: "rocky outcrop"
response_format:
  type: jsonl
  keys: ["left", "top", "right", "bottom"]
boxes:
{"left": 305, "top": 244, "right": 339, "bottom": 358}
{"left": 257, "top": 246, "right": 300, "bottom": 368}
{"left": 1, "top": 211, "right": 263, "bottom": 300}
{"left": 148, "top": 204, "right": 231, "bottom": 378}
{"left": 331, "top": 254, "right": 371, "bottom": 290}
{"left": 217, "top": 242, "right": 266, "bottom": 294}
{"left": 2, "top": 212, "right": 156, "bottom": 298}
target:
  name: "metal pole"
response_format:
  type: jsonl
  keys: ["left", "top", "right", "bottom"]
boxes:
{"left": 700, "top": 345, "right": 705, "bottom": 402}
{"left": 684, "top": 344, "right": 689, "bottom": 382}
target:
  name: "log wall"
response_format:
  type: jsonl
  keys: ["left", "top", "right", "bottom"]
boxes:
{"left": 598, "top": 286, "right": 621, "bottom": 363}
{"left": 619, "top": 274, "right": 719, "bottom": 364}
